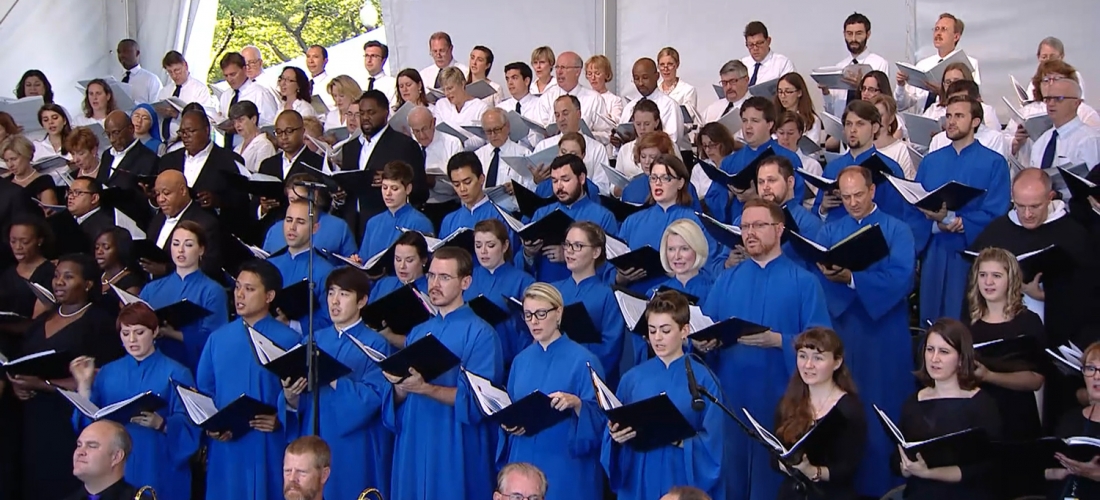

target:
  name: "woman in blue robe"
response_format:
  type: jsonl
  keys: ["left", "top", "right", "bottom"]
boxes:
{"left": 197, "top": 260, "right": 301, "bottom": 500}
{"left": 651, "top": 218, "right": 713, "bottom": 302}
{"left": 602, "top": 290, "right": 731, "bottom": 500}
{"left": 619, "top": 130, "right": 703, "bottom": 212}
{"left": 551, "top": 222, "right": 628, "bottom": 386}
{"left": 139, "top": 221, "right": 229, "bottom": 373}
{"left": 496, "top": 282, "right": 606, "bottom": 500}
{"left": 358, "top": 163, "right": 435, "bottom": 262}
{"left": 466, "top": 219, "right": 535, "bottom": 368}
{"left": 261, "top": 179, "right": 357, "bottom": 257}
{"left": 368, "top": 231, "right": 430, "bottom": 303}
{"left": 69, "top": 302, "right": 199, "bottom": 500}
{"left": 279, "top": 268, "right": 395, "bottom": 500}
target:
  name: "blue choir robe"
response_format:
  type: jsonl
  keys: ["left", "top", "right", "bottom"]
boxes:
{"left": 621, "top": 176, "right": 704, "bottom": 213}
{"left": 358, "top": 203, "right": 436, "bottom": 261}
{"left": 552, "top": 274, "right": 628, "bottom": 387}
{"left": 601, "top": 355, "right": 731, "bottom": 500}
{"left": 269, "top": 249, "right": 335, "bottom": 331}
{"left": 916, "top": 141, "right": 1010, "bottom": 322}
{"left": 700, "top": 255, "right": 832, "bottom": 500}
{"left": 498, "top": 336, "right": 607, "bottom": 500}
{"left": 651, "top": 272, "right": 713, "bottom": 303}
{"left": 537, "top": 177, "right": 600, "bottom": 203}
{"left": 381, "top": 305, "right": 503, "bottom": 500}
{"left": 140, "top": 270, "right": 229, "bottom": 373}
{"left": 464, "top": 263, "right": 536, "bottom": 368}
{"left": 810, "top": 147, "right": 927, "bottom": 257}
{"left": 522, "top": 196, "right": 620, "bottom": 283}
{"left": 368, "top": 275, "right": 428, "bottom": 303}
{"left": 733, "top": 201, "right": 823, "bottom": 270}
{"left": 813, "top": 207, "right": 915, "bottom": 496}
{"left": 701, "top": 180, "right": 732, "bottom": 224}
{"left": 263, "top": 211, "right": 357, "bottom": 257}
{"left": 74, "top": 350, "right": 200, "bottom": 500}
{"left": 279, "top": 321, "right": 395, "bottom": 500}
{"left": 441, "top": 197, "right": 511, "bottom": 237}
{"left": 197, "top": 316, "right": 301, "bottom": 500}
{"left": 719, "top": 139, "right": 806, "bottom": 221}
{"left": 619, "top": 204, "right": 728, "bottom": 296}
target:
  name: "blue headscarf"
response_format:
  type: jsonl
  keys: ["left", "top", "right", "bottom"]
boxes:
{"left": 132, "top": 103, "right": 162, "bottom": 152}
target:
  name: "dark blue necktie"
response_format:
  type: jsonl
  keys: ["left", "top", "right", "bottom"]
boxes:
{"left": 223, "top": 89, "right": 240, "bottom": 148}
{"left": 485, "top": 148, "right": 500, "bottom": 187}
{"left": 748, "top": 62, "right": 761, "bottom": 87}
{"left": 1040, "top": 130, "right": 1059, "bottom": 170}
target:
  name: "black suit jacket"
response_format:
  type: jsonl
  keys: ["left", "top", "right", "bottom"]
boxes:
{"left": 158, "top": 144, "right": 253, "bottom": 239}
{"left": 146, "top": 202, "right": 224, "bottom": 281}
{"left": 97, "top": 141, "right": 158, "bottom": 227}
{"left": 78, "top": 207, "right": 117, "bottom": 243}
{"left": 338, "top": 127, "right": 427, "bottom": 238}
{"left": 258, "top": 148, "right": 324, "bottom": 180}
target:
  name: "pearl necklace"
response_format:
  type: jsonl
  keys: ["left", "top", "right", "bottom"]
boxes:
{"left": 57, "top": 303, "right": 92, "bottom": 318}
{"left": 13, "top": 171, "right": 35, "bottom": 183}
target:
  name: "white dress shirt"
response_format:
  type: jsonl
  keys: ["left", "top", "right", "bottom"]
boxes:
{"left": 620, "top": 89, "right": 684, "bottom": 143}
{"left": 929, "top": 124, "right": 1010, "bottom": 158}
{"left": 156, "top": 75, "right": 217, "bottom": 139}
{"left": 424, "top": 132, "right": 464, "bottom": 204}
{"left": 419, "top": 62, "right": 470, "bottom": 90}
{"left": 498, "top": 94, "right": 543, "bottom": 147}
{"left": 740, "top": 51, "right": 797, "bottom": 87}
{"left": 822, "top": 51, "right": 890, "bottom": 116}
{"left": 183, "top": 142, "right": 214, "bottom": 188}
{"left": 1029, "top": 117, "right": 1100, "bottom": 171}
{"left": 219, "top": 79, "right": 281, "bottom": 127}
{"left": 434, "top": 97, "right": 489, "bottom": 127}
{"left": 895, "top": 49, "right": 981, "bottom": 113}
{"left": 286, "top": 99, "right": 318, "bottom": 119}
{"left": 701, "top": 95, "right": 749, "bottom": 125}
{"left": 478, "top": 80, "right": 505, "bottom": 107}
{"left": 530, "top": 77, "right": 557, "bottom": 97}
{"left": 122, "top": 64, "right": 163, "bottom": 105}
{"left": 75, "top": 206, "right": 101, "bottom": 225}
{"left": 357, "top": 125, "right": 388, "bottom": 171}
{"left": 156, "top": 200, "right": 194, "bottom": 248}
{"left": 308, "top": 71, "right": 334, "bottom": 108}
{"left": 533, "top": 134, "right": 611, "bottom": 194}
{"left": 475, "top": 140, "right": 533, "bottom": 189}
{"left": 362, "top": 72, "right": 398, "bottom": 106}
{"left": 280, "top": 146, "right": 306, "bottom": 178}
{"left": 877, "top": 139, "right": 917, "bottom": 179}
{"left": 323, "top": 109, "right": 348, "bottom": 131}
{"left": 107, "top": 139, "right": 140, "bottom": 177}
{"left": 922, "top": 101, "right": 1002, "bottom": 132}
{"left": 535, "top": 85, "right": 610, "bottom": 141}
{"left": 235, "top": 134, "right": 276, "bottom": 173}
{"left": 1008, "top": 101, "right": 1100, "bottom": 164}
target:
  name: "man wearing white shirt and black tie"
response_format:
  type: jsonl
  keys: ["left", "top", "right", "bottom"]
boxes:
{"left": 116, "top": 39, "right": 162, "bottom": 104}
{"left": 409, "top": 106, "right": 462, "bottom": 230}
{"left": 363, "top": 40, "right": 397, "bottom": 105}
{"left": 498, "top": 62, "right": 543, "bottom": 147}
{"left": 533, "top": 95, "right": 611, "bottom": 194}
{"left": 739, "top": 22, "right": 796, "bottom": 89}
{"left": 618, "top": 58, "right": 684, "bottom": 144}
{"left": 155, "top": 51, "right": 217, "bottom": 144}
{"left": 821, "top": 13, "right": 890, "bottom": 117}
{"left": 241, "top": 45, "right": 281, "bottom": 101}
{"left": 895, "top": 12, "right": 981, "bottom": 113}
{"left": 475, "top": 108, "right": 533, "bottom": 191}
{"left": 419, "top": 32, "right": 469, "bottom": 91}
{"left": 305, "top": 45, "right": 334, "bottom": 109}
{"left": 1030, "top": 79, "right": 1100, "bottom": 185}
{"left": 217, "top": 52, "right": 280, "bottom": 148}
{"left": 701, "top": 60, "right": 751, "bottom": 125}
{"left": 534, "top": 52, "right": 610, "bottom": 143}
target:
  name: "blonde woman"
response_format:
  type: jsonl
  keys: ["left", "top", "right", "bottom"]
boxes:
{"left": 656, "top": 218, "right": 711, "bottom": 300}
{"left": 434, "top": 66, "right": 488, "bottom": 127}
{"left": 585, "top": 55, "right": 623, "bottom": 126}
{"left": 530, "top": 46, "right": 557, "bottom": 95}
{"left": 1, "top": 135, "right": 58, "bottom": 208}
{"left": 870, "top": 94, "right": 915, "bottom": 179}
{"left": 657, "top": 47, "right": 699, "bottom": 126}
{"left": 324, "top": 75, "right": 363, "bottom": 131}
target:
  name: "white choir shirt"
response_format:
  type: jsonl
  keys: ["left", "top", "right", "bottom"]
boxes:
{"left": 434, "top": 97, "right": 489, "bottom": 127}
{"left": 323, "top": 109, "right": 348, "bottom": 131}
{"left": 1029, "top": 117, "right": 1100, "bottom": 172}
{"left": 701, "top": 95, "right": 749, "bottom": 126}
{"left": 922, "top": 100, "right": 1002, "bottom": 132}
{"left": 534, "top": 85, "right": 610, "bottom": 143}
{"left": 285, "top": 98, "right": 318, "bottom": 120}
{"left": 424, "top": 132, "right": 464, "bottom": 204}
{"left": 498, "top": 94, "right": 543, "bottom": 147}
{"left": 659, "top": 78, "right": 699, "bottom": 127}
{"left": 1008, "top": 101, "right": 1100, "bottom": 165}
{"left": 156, "top": 75, "right": 217, "bottom": 139}
{"left": 357, "top": 125, "right": 388, "bottom": 171}
{"left": 822, "top": 51, "right": 890, "bottom": 116}
{"left": 894, "top": 49, "right": 981, "bottom": 113}
{"left": 156, "top": 200, "right": 194, "bottom": 248}
{"left": 71, "top": 115, "right": 105, "bottom": 128}
{"left": 362, "top": 72, "right": 398, "bottom": 107}
{"left": 739, "top": 51, "right": 797, "bottom": 87}
{"left": 478, "top": 80, "right": 506, "bottom": 107}
{"left": 530, "top": 77, "right": 557, "bottom": 97}
{"left": 183, "top": 141, "right": 214, "bottom": 187}
{"left": 235, "top": 134, "right": 277, "bottom": 173}
{"left": 876, "top": 139, "right": 916, "bottom": 179}
{"left": 1026, "top": 71, "right": 1087, "bottom": 101}
{"left": 532, "top": 134, "right": 611, "bottom": 195}
{"left": 308, "top": 71, "right": 334, "bottom": 108}
{"left": 419, "top": 62, "right": 471, "bottom": 91}
{"left": 598, "top": 91, "right": 625, "bottom": 127}
{"left": 620, "top": 89, "right": 685, "bottom": 143}
{"left": 929, "top": 125, "right": 1010, "bottom": 158}
{"left": 108, "top": 139, "right": 140, "bottom": 177}
{"left": 475, "top": 140, "right": 534, "bottom": 190}
{"left": 122, "top": 64, "right": 163, "bottom": 105}
{"left": 617, "top": 141, "right": 683, "bottom": 179}
{"left": 219, "top": 79, "right": 281, "bottom": 127}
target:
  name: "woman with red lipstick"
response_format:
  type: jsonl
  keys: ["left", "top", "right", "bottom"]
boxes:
{"left": 1045, "top": 341, "right": 1100, "bottom": 498}
{"left": 892, "top": 318, "right": 1001, "bottom": 500}
{"left": 965, "top": 247, "right": 1046, "bottom": 496}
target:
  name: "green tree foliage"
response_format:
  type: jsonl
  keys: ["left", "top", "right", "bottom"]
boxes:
{"left": 208, "top": 0, "right": 382, "bottom": 81}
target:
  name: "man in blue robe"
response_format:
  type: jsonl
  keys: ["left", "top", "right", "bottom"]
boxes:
{"left": 916, "top": 97, "right": 1010, "bottom": 322}
{"left": 521, "top": 154, "right": 619, "bottom": 282}
{"left": 441, "top": 152, "right": 514, "bottom": 237}
{"left": 268, "top": 199, "right": 335, "bottom": 333}
{"left": 719, "top": 97, "right": 806, "bottom": 222}
{"left": 280, "top": 268, "right": 394, "bottom": 500}
{"left": 811, "top": 100, "right": 927, "bottom": 258}
{"left": 261, "top": 174, "right": 358, "bottom": 257}
{"left": 197, "top": 259, "right": 301, "bottom": 500}
{"left": 731, "top": 156, "right": 822, "bottom": 270}
{"left": 359, "top": 160, "right": 436, "bottom": 261}
{"left": 381, "top": 247, "right": 503, "bottom": 500}
{"left": 699, "top": 198, "right": 832, "bottom": 500}
{"left": 813, "top": 166, "right": 915, "bottom": 496}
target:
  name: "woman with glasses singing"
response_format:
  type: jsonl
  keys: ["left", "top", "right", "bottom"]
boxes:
{"left": 229, "top": 100, "right": 275, "bottom": 173}
{"left": 278, "top": 66, "right": 317, "bottom": 119}
{"left": 774, "top": 72, "right": 822, "bottom": 145}
{"left": 1045, "top": 341, "right": 1100, "bottom": 498}
{"left": 602, "top": 290, "right": 731, "bottom": 500}
{"left": 496, "top": 282, "right": 605, "bottom": 500}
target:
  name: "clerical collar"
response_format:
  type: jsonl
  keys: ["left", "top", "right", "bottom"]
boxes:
{"left": 166, "top": 200, "right": 193, "bottom": 222}
{"left": 76, "top": 206, "right": 102, "bottom": 224}
{"left": 335, "top": 318, "right": 362, "bottom": 337}
{"left": 112, "top": 138, "right": 138, "bottom": 157}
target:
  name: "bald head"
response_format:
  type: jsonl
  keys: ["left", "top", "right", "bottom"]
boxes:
{"left": 407, "top": 106, "right": 436, "bottom": 147}
{"left": 1045, "top": 78, "right": 1083, "bottom": 127}
{"left": 241, "top": 45, "right": 263, "bottom": 78}
{"left": 632, "top": 58, "right": 659, "bottom": 96}
{"left": 1013, "top": 166, "right": 1053, "bottom": 192}
{"left": 73, "top": 420, "right": 130, "bottom": 486}
{"left": 1012, "top": 167, "right": 1054, "bottom": 229}
{"left": 154, "top": 170, "right": 191, "bottom": 216}
{"left": 1048, "top": 78, "right": 1082, "bottom": 99}
{"left": 555, "top": 52, "right": 583, "bottom": 90}
{"left": 481, "top": 107, "right": 510, "bottom": 147}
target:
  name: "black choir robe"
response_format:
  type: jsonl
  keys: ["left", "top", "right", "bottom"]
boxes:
{"left": 146, "top": 202, "right": 224, "bottom": 281}
{"left": 77, "top": 207, "right": 117, "bottom": 243}
{"left": 97, "top": 141, "right": 158, "bottom": 228}
{"left": 158, "top": 143, "right": 253, "bottom": 239}
{"left": 337, "top": 127, "right": 428, "bottom": 238}
{"left": 62, "top": 478, "right": 136, "bottom": 500}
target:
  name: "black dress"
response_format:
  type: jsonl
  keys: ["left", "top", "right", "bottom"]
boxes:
{"left": 895, "top": 390, "right": 1002, "bottom": 500}
{"left": 19, "top": 175, "right": 57, "bottom": 204}
{"left": 96, "top": 270, "right": 147, "bottom": 316}
{"left": 1046, "top": 408, "right": 1100, "bottom": 500}
{"left": 775, "top": 393, "right": 868, "bottom": 500}
{"left": 0, "top": 260, "right": 56, "bottom": 318}
{"left": 17, "top": 306, "right": 123, "bottom": 500}
{"left": 971, "top": 310, "right": 1046, "bottom": 496}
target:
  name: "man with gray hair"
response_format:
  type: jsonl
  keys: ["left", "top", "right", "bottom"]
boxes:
{"left": 1030, "top": 78, "right": 1100, "bottom": 172}
{"left": 65, "top": 420, "right": 135, "bottom": 500}
{"left": 701, "top": 60, "right": 750, "bottom": 124}
{"left": 1028, "top": 36, "right": 1087, "bottom": 99}
{"left": 492, "top": 463, "right": 548, "bottom": 500}
{"left": 241, "top": 44, "right": 283, "bottom": 105}
{"left": 409, "top": 105, "right": 463, "bottom": 229}
{"left": 475, "top": 107, "right": 532, "bottom": 190}
{"left": 534, "top": 51, "right": 610, "bottom": 142}
{"left": 419, "top": 31, "right": 469, "bottom": 91}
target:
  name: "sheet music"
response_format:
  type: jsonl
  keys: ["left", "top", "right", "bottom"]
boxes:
{"left": 175, "top": 385, "right": 217, "bottom": 424}
{"left": 109, "top": 284, "right": 148, "bottom": 307}
{"left": 612, "top": 290, "right": 648, "bottom": 330}
{"left": 463, "top": 369, "right": 512, "bottom": 416}
{"left": 346, "top": 334, "right": 387, "bottom": 363}
{"left": 248, "top": 326, "right": 288, "bottom": 364}
{"left": 588, "top": 364, "right": 622, "bottom": 410}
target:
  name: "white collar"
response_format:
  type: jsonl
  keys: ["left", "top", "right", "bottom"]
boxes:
{"left": 112, "top": 139, "right": 139, "bottom": 157}
{"left": 126, "top": 64, "right": 143, "bottom": 73}
{"left": 466, "top": 195, "right": 490, "bottom": 212}
{"left": 166, "top": 200, "right": 193, "bottom": 222}
{"left": 360, "top": 125, "right": 388, "bottom": 145}
{"left": 76, "top": 206, "right": 102, "bottom": 224}
{"left": 1008, "top": 199, "right": 1067, "bottom": 227}
{"left": 311, "top": 70, "right": 328, "bottom": 80}
{"left": 852, "top": 204, "right": 879, "bottom": 224}
{"left": 186, "top": 141, "right": 214, "bottom": 160}
{"left": 336, "top": 319, "right": 363, "bottom": 337}
{"left": 283, "top": 145, "right": 306, "bottom": 164}
{"left": 750, "top": 51, "right": 775, "bottom": 65}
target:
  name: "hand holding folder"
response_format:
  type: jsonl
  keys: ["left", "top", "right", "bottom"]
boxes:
{"left": 174, "top": 382, "right": 276, "bottom": 439}
{"left": 464, "top": 369, "right": 571, "bottom": 436}
{"left": 590, "top": 364, "right": 696, "bottom": 451}
{"left": 354, "top": 333, "right": 460, "bottom": 384}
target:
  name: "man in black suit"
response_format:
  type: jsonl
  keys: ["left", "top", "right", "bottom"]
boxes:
{"left": 157, "top": 109, "right": 253, "bottom": 239}
{"left": 141, "top": 170, "right": 223, "bottom": 280}
{"left": 255, "top": 110, "right": 324, "bottom": 231}
{"left": 67, "top": 176, "right": 116, "bottom": 243}
{"left": 99, "top": 110, "right": 158, "bottom": 227}
{"left": 338, "top": 89, "right": 427, "bottom": 238}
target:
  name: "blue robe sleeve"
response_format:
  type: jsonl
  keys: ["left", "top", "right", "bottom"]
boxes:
{"left": 194, "top": 285, "right": 229, "bottom": 364}
{"left": 960, "top": 157, "right": 1011, "bottom": 245}
{"left": 600, "top": 371, "right": 637, "bottom": 492}
{"left": 683, "top": 363, "right": 730, "bottom": 496}
{"left": 703, "top": 183, "right": 731, "bottom": 224}
{"left": 850, "top": 222, "right": 915, "bottom": 319}
{"left": 165, "top": 366, "right": 202, "bottom": 468}
{"left": 585, "top": 291, "right": 628, "bottom": 377}
{"left": 454, "top": 323, "right": 505, "bottom": 426}
{"left": 196, "top": 333, "right": 217, "bottom": 397}
{"left": 569, "top": 355, "right": 607, "bottom": 458}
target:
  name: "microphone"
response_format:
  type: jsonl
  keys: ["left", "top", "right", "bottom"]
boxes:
{"left": 294, "top": 181, "right": 329, "bottom": 190}
{"left": 686, "top": 356, "right": 705, "bottom": 411}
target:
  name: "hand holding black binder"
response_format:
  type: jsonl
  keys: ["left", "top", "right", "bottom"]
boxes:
{"left": 58, "top": 388, "right": 167, "bottom": 424}
{"left": 0, "top": 349, "right": 73, "bottom": 379}
{"left": 697, "top": 211, "right": 744, "bottom": 249}
{"left": 605, "top": 238, "right": 667, "bottom": 280}
{"left": 111, "top": 284, "right": 212, "bottom": 330}
{"left": 495, "top": 205, "right": 575, "bottom": 246}
{"left": 873, "top": 404, "right": 990, "bottom": 468}
{"left": 361, "top": 284, "right": 435, "bottom": 335}
{"left": 174, "top": 382, "right": 277, "bottom": 438}
{"left": 356, "top": 333, "right": 460, "bottom": 383}
{"left": 247, "top": 325, "right": 350, "bottom": 387}
{"left": 590, "top": 364, "right": 696, "bottom": 451}
{"left": 788, "top": 224, "right": 890, "bottom": 272}
{"left": 886, "top": 176, "right": 985, "bottom": 212}
{"left": 464, "top": 369, "right": 570, "bottom": 436}
{"left": 973, "top": 335, "right": 1042, "bottom": 373}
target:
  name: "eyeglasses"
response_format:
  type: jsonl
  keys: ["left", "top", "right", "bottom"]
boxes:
{"left": 554, "top": 65, "right": 581, "bottom": 71}
{"left": 177, "top": 128, "right": 201, "bottom": 137}
{"left": 67, "top": 190, "right": 92, "bottom": 198}
{"left": 1083, "top": 365, "right": 1100, "bottom": 377}
{"left": 719, "top": 76, "right": 745, "bottom": 86}
{"left": 859, "top": 86, "right": 881, "bottom": 94}
{"left": 484, "top": 125, "right": 507, "bottom": 136}
{"left": 522, "top": 307, "right": 558, "bottom": 321}
{"left": 775, "top": 89, "right": 799, "bottom": 96}
{"left": 562, "top": 240, "right": 594, "bottom": 252}
{"left": 274, "top": 127, "right": 302, "bottom": 137}
{"left": 425, "top": 272, "right": 456, "bottom": 283}
{"left": 649, "top": 174, "right": 680, "bottom": 184}
{"left": 745, "top": 40, "right": 768, "bottom": 49}
{"left": 501, "top": 494, "right": 543, "bottom": 500}
{"left": 738, "top": 221, "right": 780, "bottom": 232}
{"left": 1043, "top": 96, "right": 1078, "bottom": 103}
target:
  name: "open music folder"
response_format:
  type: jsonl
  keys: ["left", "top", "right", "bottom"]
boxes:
{"left": 173, "top": 382, "right": 276, "bottom": 438}
{"left": 589, "top": 364, "right": 696, "bottom": 451}
{"left": 247, "top": 325, "right": 350, "bottom": 386}
{"left": 463, "top": 369, "right": 571, "bottom": 436}
{"left": 57, "top": 388, "right": 167, "bottom": 423}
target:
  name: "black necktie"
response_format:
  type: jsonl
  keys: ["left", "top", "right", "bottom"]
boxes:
{"left": 433, "top": 71, "right": 443, "bottom": 91}
{"left": 223, "top": 89, "right": 240, "bottom": 148}
{"left": 845, "top": 59, "right": 860, "bottom": 105}
{"left": 485, "top": 148, "right": 501, "bottom": 187}
{"left": 749, "top": 62, "right": 761, "bottom": 86}
{"left": 923, "top": 59, "right": 944, "bottom": 110}
{"left": 122, "top": 71, "right": 131, "bottom": 83}
{"left": 368, "top": 77, "right": 376, "bottom": 91}
{"left": 515, "top": 101, "right": 521, "bottom": 114}
{"left": 723, "top": 101, "right": 736, "bottom": 117}
{"left": 161, "top": 85, "right": 182, "bottom": 139}
{"left": 1040, "top": 130, "right": 1059, "bottom": 170}
{"left": 421, "top": 145, "right": 428, "bottom": 158}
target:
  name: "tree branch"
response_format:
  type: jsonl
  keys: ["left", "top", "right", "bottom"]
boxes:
{"left": 266, "top": 42, "right": 291, "bottom": 63}
{"left": 213, "top": 15, "right": 238, "bottom": 64}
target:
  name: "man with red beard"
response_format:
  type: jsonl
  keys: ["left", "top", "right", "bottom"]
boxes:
{"left": 282, "top": 436, "right": 330, "bottom": 500}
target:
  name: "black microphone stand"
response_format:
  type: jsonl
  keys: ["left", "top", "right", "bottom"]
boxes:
{"left": 302, "top": 184, "right": 322, "bottom": 436}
